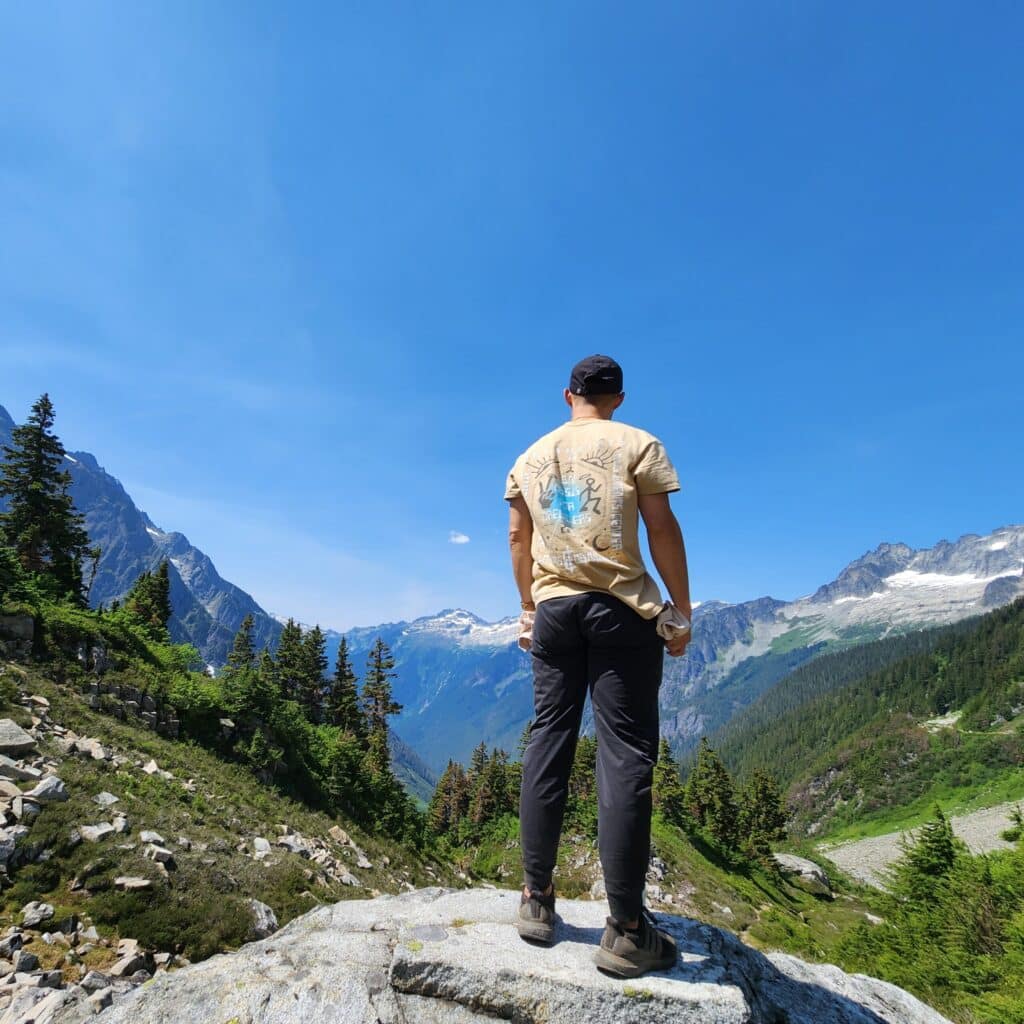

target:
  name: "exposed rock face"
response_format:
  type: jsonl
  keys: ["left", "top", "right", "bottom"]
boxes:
{"left": 0, "top": 720, "right": 36, "bottom": 757}
{"left": 773, "top": 854, "right": 832, "bottom": 896}
{"left": 50, "top": 889, "right": 950, "bottom": 1024}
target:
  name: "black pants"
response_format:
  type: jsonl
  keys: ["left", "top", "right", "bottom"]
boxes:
{"left": 520, "top": 592, "right": 663, "bottom": 923}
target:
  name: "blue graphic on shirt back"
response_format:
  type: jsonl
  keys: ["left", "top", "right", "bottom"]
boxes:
{"left": 540, "top": 476, "right": 602, "bottom": 528}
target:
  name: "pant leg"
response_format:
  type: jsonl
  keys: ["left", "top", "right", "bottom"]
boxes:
{"left": 583, "top": 593, "right": 664, "bottom": 924}
{"left": 520, "top": 596, "right": 589, "bottom": 893}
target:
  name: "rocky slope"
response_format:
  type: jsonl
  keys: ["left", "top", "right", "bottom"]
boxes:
{"left": 31, "top": 887, "right": 949, "bottom": 1024}
{"left": 0, "top": 656, "right": 452, "bottom": 1023}
{"left": 822, "top": 801, "right": 1021, "bottom": 889}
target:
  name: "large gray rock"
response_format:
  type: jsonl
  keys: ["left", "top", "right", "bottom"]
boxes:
{"left": 774, "top": 853, "right": 832, "bottom": 896}
{"left": 26, "top": 775, "right": 69, "bottom": 803}
{"left": 49, "top": 888, "right": 951, "bottom": 1024}
{"left": 0, "top": 720, "right": 36, "bottom": 757}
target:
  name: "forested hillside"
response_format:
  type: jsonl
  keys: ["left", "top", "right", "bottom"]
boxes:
{"left": 714, "top": 598, "right": 1024, "bottom": 836}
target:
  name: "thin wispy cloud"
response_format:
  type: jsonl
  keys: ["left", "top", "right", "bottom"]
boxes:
{"left": 449, "top": 531, "right": 471, "bottom": 545}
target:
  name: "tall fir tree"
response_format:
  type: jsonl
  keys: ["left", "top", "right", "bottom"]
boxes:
{"left": 653, "top": 738, "right": 688, "bottom": 827}
{"left": 326, "top": 636, "right": 365, "bottom": 739}
{"left": 274, "top": 618, "right": 305, "bottom": 701}
{"left": 298, "top": 625, "right": 328, "bottom": 721}
{"left": 738, "top": 769, "right": 788, "bottom": 854}
{"left": 684, "top": 737, "right": 740, "bottom": 848}
{"left": 361, "top": 637, "right": 402, "bottom": 776}
{"left": 226, "top": 613, "right": 257, "bottom": 672}
{"left": 428, "top": 760, "right": 464, "bottom": 836}
{"left": 0, "top": 394, "right": 97, "bottom": 604}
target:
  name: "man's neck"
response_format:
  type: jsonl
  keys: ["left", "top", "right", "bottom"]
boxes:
{"left": 570, "top": 407, "right": 614, "bottom": 422}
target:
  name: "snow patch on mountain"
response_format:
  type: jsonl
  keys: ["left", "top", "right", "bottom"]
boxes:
{"left": 402, "top": 609, "right": 518, "bottom": 647}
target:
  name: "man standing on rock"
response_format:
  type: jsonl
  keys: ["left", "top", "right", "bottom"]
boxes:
{"left": 505, "top": 354, "right": 692, "bottom": 978}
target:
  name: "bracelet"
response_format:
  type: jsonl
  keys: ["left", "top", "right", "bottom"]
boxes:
{"left": 520, "top": 600, "right": 536, "bottom": 611}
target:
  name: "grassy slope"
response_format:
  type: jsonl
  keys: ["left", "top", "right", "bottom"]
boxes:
{"left": 1, "top": 660, "right": 454, "bottom": 960}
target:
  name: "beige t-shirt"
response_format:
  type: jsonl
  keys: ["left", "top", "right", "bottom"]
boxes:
{"left": 504, "top": 419, "right": 680, "bottom": 619}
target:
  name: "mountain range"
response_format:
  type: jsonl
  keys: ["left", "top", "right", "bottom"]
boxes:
{"left": 3, "top": 399, "right": 1022, "bottom": 775}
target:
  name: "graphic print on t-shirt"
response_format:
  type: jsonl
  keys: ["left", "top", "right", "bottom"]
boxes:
{"left": 523, "top": 439, "right": 625, "bottom": 573}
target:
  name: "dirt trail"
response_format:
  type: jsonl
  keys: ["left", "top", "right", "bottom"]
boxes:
{"left": 819, "top": 801, "right": 1021, "bottom": 888}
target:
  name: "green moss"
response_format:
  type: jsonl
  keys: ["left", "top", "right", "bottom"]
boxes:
{"left": 622, "top": 986, "right": 653, "bottom": 1000}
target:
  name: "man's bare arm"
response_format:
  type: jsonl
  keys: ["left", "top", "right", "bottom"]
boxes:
{"left": 638, "top": 492, "right": 691, "bottom": 655}
{"left": 508, "top": 495, "right": 536, "bottom": 609}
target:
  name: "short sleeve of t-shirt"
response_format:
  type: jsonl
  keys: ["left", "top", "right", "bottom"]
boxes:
{"left": 504, "top": 464, "right": 521, "bottom": 501}
{"left": 633, "top": 440, "right": 680, "bottom": 495}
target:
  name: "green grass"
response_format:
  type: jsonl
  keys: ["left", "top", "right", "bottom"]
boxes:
{"left": 1, "top": 661, "right": 455, "bottom": 959}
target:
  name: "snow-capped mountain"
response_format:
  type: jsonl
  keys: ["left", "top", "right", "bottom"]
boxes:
{"left": 338, "top": 526, "right": 1024, "bottom": 771}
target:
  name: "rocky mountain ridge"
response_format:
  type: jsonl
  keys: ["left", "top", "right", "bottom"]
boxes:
{"left": 0, "top": 404, "right": 281, "bottom": 669}
{"left": 339, "top": 526, "right": 1024, "bottom": 769}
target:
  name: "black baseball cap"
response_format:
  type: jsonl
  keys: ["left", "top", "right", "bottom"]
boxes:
{"left": 569, "top": 355, "right": 623, "bottom": 396}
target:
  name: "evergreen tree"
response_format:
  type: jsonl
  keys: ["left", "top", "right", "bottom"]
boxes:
{"left": 684, "top": 737, "right": 740, "bottom": 848}
{"left": 893, "top": 805, "right": 962, "bottom": 902}
{"left": 325, "top": 729, "right": 372, "bottom": 820}
{"left": 361, "top": 637, "right": 402, "bottom": 775}
{"left": 653, "top": 738, "right": 688, "bottom": 827}
{"left": 226, "top": 613, "right": 257, "bottom": 673}
{"left": 122, "top": 560, "right": 172, "bottom": 642}
{"left": 467, "top": 741, "right": 488, "bottom": 795}
{"left": 0, "top": 394, "right": 97, "bottom": 604}
{"left": 517, "top": 719, "right": 534, "bottom": 761}
{"left": 298, "top": 625, "right": 328, "bottom": 721}
{"left": 738, "top": 769, "right": 789, "bottom": 854}
{"left": 566, "top": 735, "right": 598, "bottom": 836}
{"left": 428, "top": 760, "right": 462, "bottom": 835}
{"left": 274, "top": 618, "right": 305, "bottom": 700}
{"left": 326, "top": 636, "right": 365, "bottom": 738}
{"left": 470, "top": 749, "right": 512, "bottom": 826}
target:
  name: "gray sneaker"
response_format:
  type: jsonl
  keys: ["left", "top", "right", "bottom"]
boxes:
{"left": 516, "top": 888, "right": 556, "bottom": 945}
{"left": 594, "top": 909, "right": 677, "bottom": 978}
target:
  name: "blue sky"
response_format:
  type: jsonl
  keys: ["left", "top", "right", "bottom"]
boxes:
{"left": 2, "top": 3, "right": 1022, "bottom": 629}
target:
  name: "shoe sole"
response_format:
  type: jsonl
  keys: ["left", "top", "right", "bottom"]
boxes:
{"left": 593, "top": 946, "right": 676, "bottom": 978}
{"left": 517, "top": 918, "right": 555, "bottom": 945}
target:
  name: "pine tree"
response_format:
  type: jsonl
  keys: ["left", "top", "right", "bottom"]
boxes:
{"left": 893, "top": 805, "right": 962, "bottom": 902}
{"left": 361, "top": 637, "right": 402, "bottom": 775}
{"left": 226, "top": 614, "right": 257, "bottom": 672}
{"left": 0, "top": 394, "right": 97, "bottom": 604}
{"left": 517, "top": 719, "right": 534, "bottom": 761}
{"left": 298, "top": 625, "right": 328, "bottom": 721}
{"left": 122, "top": 560, "right": 172, "bottom": 642}
{"left": 274, "top": 618, "right": 305, "bottom": 700}
{"left": 738, "top": 769, "right": 788, "bottom": 854}
{"left": 428, "top": 761, "right": 461, "bottom": 835}
{"left": 326, "top": 637, "right": 365, "bottom": 739}
{"left": 467, "top": 741, "right": 488, "bottom": 794}
{"left": 684, "top": 737, "right": 740, "bottom": 848}
{"left": 325, "top": 729, "right": 371, "bottom": 820}
{"left": 470, "top": 750, "right": 512, "bottom": 826}
{"left": 653, "top": 738, "right": 687, "bottom": 827}
{"left": 566, "top": 735, "right": 598, "bottom": 835}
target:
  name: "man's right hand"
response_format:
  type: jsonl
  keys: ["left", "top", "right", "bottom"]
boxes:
{"left": 665, "top": 633, "right": 690, "bottom": 657}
